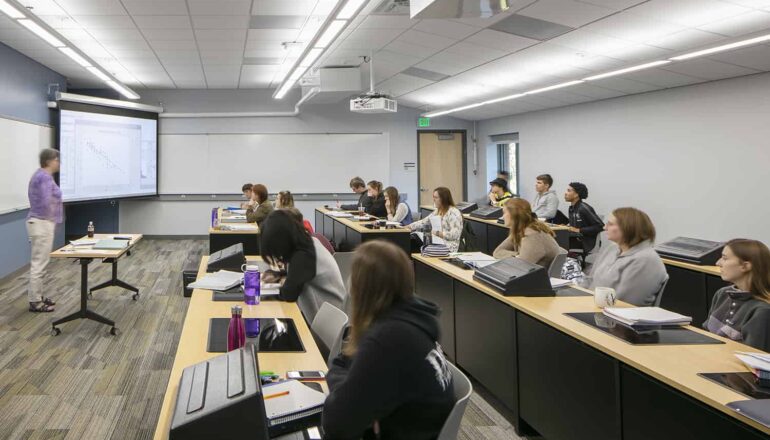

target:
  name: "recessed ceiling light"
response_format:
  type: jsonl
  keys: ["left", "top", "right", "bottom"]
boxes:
{"left": 525, "top": 80, "right": 584, "bottom": 95}
{"left": 18, "top": 19, "right": 64, "bottom": 47}
{"left": 0, "top": 0, "right": 24, "bottom": 19}
{"left": 59, "top": 47, "right": 91, "bottom": 67}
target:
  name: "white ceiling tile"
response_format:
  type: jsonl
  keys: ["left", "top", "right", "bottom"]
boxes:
{"left": 383, "top": 40, "right": 441, "bottom": 58}
{"left": 38, "top": 15, "right": 83, "bottom": 29}
{"left": 373, "top": 49, "right": 422, "bottom": 70}
{"left": 662, "top": 58, "right": 759, "bottom": 80}
{"left": 72, "top": 15, "right": 135, "bottom": 29}
{"left": 166, "top": 65, "right": 205, "bottom": 80}
{"left": 518, "top": 0, "right": 616, "bottom": 27}
{"left": 646, "top": 28, "right": 725, "bottom": 51}
{"left": 175, "top": 79, "right": 207, "bottom": 88}
{"left": 721, "top": 0, "right": 770, "bottom": 7}
{"left": 54, "top": 0, "right": 127, "bottom": 15}
{"left": 197, "top": 39, "right": 244, "bottom": 51}
{"left": 247, "top": 28, "right": 299, "bottom": 41}
{"left": 251, "top": 0, "right": 317, "bottom": 16}
{"left": 199, "top": 49, "right": 245, "bottom": 64}
{"left": 622, "top": 68, "right": 705, "bottom": 87}
{"left": 86, "top": 27, "right": 144, "bottom": 41}
{"left": 108, "top": 48, "right": 156, "bottom": 59}
{"left": 189, "top": 0, "right": 251, "bottom": 15}
{"left": 18, "top": 0, "right": 67, "bottom": 15}
{"left": 413, "top": 19, "right": 478, "bottom": 40}
{"left": 631, "top": 0, "right": 751, "bottom": 27}
{"left": 359, "top": 15, "right": 416, "bottom": 29}
{"left": 195, "top": 29, "right": 247, "bottom": 41}
{"left": 603, "top": 43, "right": 673, "bottom": 62}
{"left": 150, "top": 39, "right": 199, "bottom": 50}
{"left": 708, "top": 43, "right": 770, "bottom": 69}
{"left": 588, "top": 76, "right": 659, "bottom": 93}
{"left": 551, "top": 29, "right": 634, "bottom": 56}
{"left": 443, "top": 42, "right": 508, "bottom": 64}
{"left": 566, "top": 82, "right": 627, "bottom": 99}
{"left": 697, "top": 10, "right": 770, "bottom": 37}
{"left": 192, "top": 15, "right": 250, "bottom": 29}
{"left": 415, "top": 56, "right": 473, "bottom": 76}
{"left": 134, "top": 15, "right": 192, "bottom": 29}
{"left": 156, "top": 49, "right": 201, "bottom": 63}
{"left": 396, "top": 30, "right": 456, "bottom": 50}
{"left": 377, "top": 73, "right": 434, "bottom": 97}
{"left": 244, "top": 48, "right": 285, "bottom": 58}
{"left": 203, "top": 65, "right": 241, "bottom": 88}
{"left": 142, "top": 28, "right": 195, "bottom": 40}
{"left": 583, "top": 11, "right": 685, "bottom": 43}
{"left": 100, "top": 39, "right": 152, "bottom": 51}
{"left": 575, "top": 0, "right": 647, "bottom": 9}
{"left": 464, "top": 29, "right": 538, "bottom": 53}
{"left": 240, "top": 64, "right": 279, "bottom": 88}
{"left": 337, "top": 28, "right": 403, "bottom": 50}
{"left": 123, "top": 0, "right": 187, "bottom": 15}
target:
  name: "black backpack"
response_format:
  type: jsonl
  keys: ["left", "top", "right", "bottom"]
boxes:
{"left": 458, "top": 220, "right": 479, "bottom": 252}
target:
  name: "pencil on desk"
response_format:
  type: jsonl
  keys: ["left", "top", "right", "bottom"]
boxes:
{"left": 264, "top": 390, "right": 290, "bottom": 400}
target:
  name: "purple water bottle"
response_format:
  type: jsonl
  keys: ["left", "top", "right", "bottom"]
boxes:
{"left": 227, "top": 305, "right": 246, "bottom": 351}
{"left": 211, "top": 207, "right": 219, "bottom": 228}
{"left": 242, "top": 264, "right": 260, "bottom": 305}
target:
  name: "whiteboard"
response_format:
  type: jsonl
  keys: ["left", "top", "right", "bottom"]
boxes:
{"left": 0, "top": 117, "right": 53, "bottom": 214}
{"left": 159, "top": 133, "right": 390, "bottom": 194}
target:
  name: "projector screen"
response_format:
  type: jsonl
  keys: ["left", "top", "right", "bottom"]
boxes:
{"left": 58, "top": 102, "right": 158, "bottom": 202}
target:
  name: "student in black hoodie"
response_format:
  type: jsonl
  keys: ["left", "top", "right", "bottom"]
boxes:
{"left": 365, "top": 180, "right": 387, "bottom": 218}
{"left": 339, "top": 177, "right": 373, "bottom": 211}
{"left": 323, "top": 240, "right": 454, "bottom": 440}
{"left": 564, "top": 181, "right": 604, "bottom": 258}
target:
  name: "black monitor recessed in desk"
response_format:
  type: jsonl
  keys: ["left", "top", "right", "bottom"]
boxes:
{"left": 566, "top": 312, "right": 724, "bottom": 345}
{"left": 207, "top": 318, "right": 305, "bottom": 353}
{"left": 699, "top": 372, "right": 770, "bottom": 400}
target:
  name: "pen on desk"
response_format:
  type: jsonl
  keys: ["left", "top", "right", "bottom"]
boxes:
{"left": 264, "top": 390, "right": 290, "bottom": 400}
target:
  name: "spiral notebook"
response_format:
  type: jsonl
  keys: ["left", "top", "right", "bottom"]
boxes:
{"left": 263, "top": 380, "right": 326, "bottom": 433}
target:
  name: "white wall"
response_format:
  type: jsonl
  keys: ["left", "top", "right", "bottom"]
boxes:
{"left": 121, "top": 89, "right": 474, "bottom": 235}
{"left": 476, "top": 72, "right": 770, "bottom": 245}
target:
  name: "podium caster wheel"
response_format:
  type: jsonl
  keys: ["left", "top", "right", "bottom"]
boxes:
{"left": 132, "top": 293, "right": 140, "bottom": 301}
{"left": 51, "top": 327, "right": 61, "bottom": 336}
{"left": 110, "top": 327, "right": 119, "bottom": 336}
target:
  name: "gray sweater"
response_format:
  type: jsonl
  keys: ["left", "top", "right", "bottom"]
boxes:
{"left": 588, "top": 240, "right": 667, "bottom": 306}
{"left": 704, "top": 286, "right": 770, "bottom": 352}
{"left": 532, "top": 190, "right": 559, "bottom": 220}
{"left": 492, "top": 227, "right": 561, "bottom": 268}
{"left": 286, "top": 238, "right": 347, "bottom": 322}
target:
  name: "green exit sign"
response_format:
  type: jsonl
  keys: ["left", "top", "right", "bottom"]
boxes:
{"left": 418, "top": 117, "right": 431, "bottom": 127}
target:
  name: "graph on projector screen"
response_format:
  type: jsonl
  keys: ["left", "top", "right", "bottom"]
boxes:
{"left": 59, "top": 109, "right": 157, "bottom": 202}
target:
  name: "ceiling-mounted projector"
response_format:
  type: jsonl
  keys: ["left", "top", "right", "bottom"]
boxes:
{"left": 350, "top": 92, "right": 397, "bottom": 114}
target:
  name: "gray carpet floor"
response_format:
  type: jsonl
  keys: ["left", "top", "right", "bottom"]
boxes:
{"left": 0, "top": 239, "right": 522, "bottom": 440}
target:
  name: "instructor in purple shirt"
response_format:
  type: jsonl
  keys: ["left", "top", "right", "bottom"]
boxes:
{"left": 27, "top": 148, "right": 62, "bottom": 313}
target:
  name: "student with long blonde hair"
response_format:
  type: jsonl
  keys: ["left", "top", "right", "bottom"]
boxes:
{"left": 493, "top": 198, "right": 561, "bottom": 267}
{"left": 704, "top": 239, "right": 770, "bottom": 352}
{"left": 323, "top": 241, "right": 454, "bottom": 439}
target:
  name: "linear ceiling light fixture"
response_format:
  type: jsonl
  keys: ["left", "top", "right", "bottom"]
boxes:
{"left": 425, "top": 31, "right": 770, "bottom": 118}
{"left": 0, "top": 0, "right": 140, "bottom": 99}
{"left": 273, "top": 0, "right": 369, "bottom": 99}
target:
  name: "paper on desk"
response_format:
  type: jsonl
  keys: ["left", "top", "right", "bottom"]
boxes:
{"left": 328, "top": 211, "right": 353, "bottom": 218}
{"left": 188, "top": 270, "right": 243, "bottom": 290}
{"left": 70, "top": 239, "right": 98, "bottom": 246}
{"left": 736, "top": 352, "right": 770, "bottom": 372}
{"left": 228, "top": 209, "right": 247, "bottom": 214}
{"left": 454, "top": 252, "right": 496, "bottom": 262}
{"left": 261, "top": 283, "right": 281, "bottom": 297}
{"left": 220, "top": 224, "right": 259, "bottom": 231}
{"left": 550, "top": 278, "right": 575, "bottom": 288}
{"left": 429, "top": 216, "right": 445, "bottom": 245}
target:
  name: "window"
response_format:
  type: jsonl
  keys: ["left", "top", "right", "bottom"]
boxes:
{"left": 496, "top": 142, "right": 518, "bottom": 195}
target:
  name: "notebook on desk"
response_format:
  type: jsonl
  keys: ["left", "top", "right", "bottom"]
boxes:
{"left": 263, "top": 380, "right": 326, "bottom": 437}
{"left": 93, "top": 239, "right": 129, "bottom": 250}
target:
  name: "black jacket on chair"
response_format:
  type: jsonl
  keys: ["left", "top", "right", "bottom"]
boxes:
{"left": 367, "top": 194, "right": 387, "bottom": 218}
{"left": 568, "top": 200, "right": 604, "bottom": 254}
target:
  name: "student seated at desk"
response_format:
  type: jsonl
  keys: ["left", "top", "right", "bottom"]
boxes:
{"left": 339, "top": 176, "right": 373, "bottom": 211}
{"left": 260, "top": 210, "right": 345, "bottom": 322}
{"left": 565, "top": 182, "right": 604, "bottom": 257}
{"left": 384, "top": 186, "right": 413, "bottom": 225}
{"left": 409, "top": 187, "right": 463, "bottom": 253}
{"left": 275, "top": 191, "right": 314, "bottom": 233}
{"left": 493, "top": 198, "right": 560, "bottom": 268}
{"left": 704, "top": 239, "right": 770, "bottom": 352}
{"left": 241, "top": 183, "right": 255, "bottom": 209}
{"left": 488, "top": 177, "right": 513, "bottom": 207}
{"left": 532, "top": 173, "right": 559, "bottom": 220}
{"left": 366, "top": 180, "right": 387, "bottom": 218}
{"left": 323, "top": 241, "right": 454, "bottom": 440}
{"left": 245, "top": 183, "right": 274, "bottom": 227}
{"left": 588, "top": 207, "right": 667, "bottom": 306}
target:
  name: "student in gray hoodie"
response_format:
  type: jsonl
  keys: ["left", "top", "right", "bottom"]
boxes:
{"left": 589, "top": 207, "right": 667, "bottom": 306}
{"left": 704, "top": 239, "right": 770, "bottom": 352}
{"left": 532, "top": 174, "right": 559, "bottom": 220}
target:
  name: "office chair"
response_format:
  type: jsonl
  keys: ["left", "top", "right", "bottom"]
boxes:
{"left": 437, "top": 363, "right": 473, "bottom": 440}
{"left": 310, "top": 302, "right": 348, "bottom": 364}
{"left": 333, "top": 251, "right": 355, "bottom": 295}
{"left": 653, "top": 276, "right": 670, "bottom": 307}
{"left": 549, "top": 248, "right": 569, "bottom": 278}
{"left": 584, "top": 231, "right": 608, "bottom": 266}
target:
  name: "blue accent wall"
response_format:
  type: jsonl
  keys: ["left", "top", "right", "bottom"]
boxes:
{"left": 0, "top": 42, "right": 67, "bottom": 279}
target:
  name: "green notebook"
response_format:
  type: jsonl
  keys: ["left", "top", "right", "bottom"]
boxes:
{"left": 93, "top": 239, "right": 129, "bottom": 250}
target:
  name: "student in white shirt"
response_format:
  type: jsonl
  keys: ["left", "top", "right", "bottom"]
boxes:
{"left": 384, "top": 186, "right": 412, "bottom": 225}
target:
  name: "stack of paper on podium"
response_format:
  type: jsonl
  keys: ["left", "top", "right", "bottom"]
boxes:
{"left": 603, "top": 307, "right": 692, "bottom": 327}
{"left": 219, "top": 224, "right": 259, "bottom": 231}
{"left": 188, "top": 270, "right": 243, "bottom": 290}
{"left": 454, "top": 252, "right": 497, "bottom": 268}
{"left": 327, "top": 211, "right": 353, "bottom": 218}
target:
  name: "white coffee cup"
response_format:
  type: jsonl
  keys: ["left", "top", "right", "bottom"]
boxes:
{"left": 594, "top": 287, "right": 617, "bottom": 308}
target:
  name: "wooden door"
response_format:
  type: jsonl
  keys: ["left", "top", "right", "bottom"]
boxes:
{"left": 418, "top": 132, "right": 464, "bottom": 207}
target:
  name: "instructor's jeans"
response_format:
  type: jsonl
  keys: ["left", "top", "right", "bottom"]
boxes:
{"left": 27, "top": 218, "right": 55, "bottom": 303}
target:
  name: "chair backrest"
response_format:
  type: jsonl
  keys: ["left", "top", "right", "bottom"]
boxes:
{"left": 333, "top": 251, "right": 355, "bottom": 295}
{"left": 653, "top": 275, "right": 670, "bottom": 307}
{"left": 313, "top": 233, "right": 335, "bottom": 255}
{"left": 310, "top": 302, "right": 348, "bottom": 362}
{"left": 437, "top": 363, "right": 473, "bottom": 440}
{"left": 549, "top": 248, "right": 569, "bottom": 278}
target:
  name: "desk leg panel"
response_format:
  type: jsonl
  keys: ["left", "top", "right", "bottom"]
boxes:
{"left": 454, "top": 282, "right": 517, "bottom": 413}
{"left": 333, "top": 221, "right": 349, "bottom": 251}
{"left": 621, "top": 365, "right": 768, "bottom": 440}
{"left": 487, "top": 225, "right": 509, "bottom": 256}
{"left": 517, "top": 312, "right": 621, "bottom": 440}
{"left": 660, "top": 266, "right": 708, "bottom": 326}
{"left": 467, "top": 221, "right": 488, "bottom": 254}
{"left": 361, "top": 233, "right": 411, "bottom": 256}
{"left": 315, "top": 211, "right": 324, "bottom": 236}
{"left": 555, "top": 229, "right": 569, "bottom": 250}
{"left": 414, "top": 261, "right": 455, "bottom": 360}
{"left": 209, "top": 234, "right": 259, "bottom": 255}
